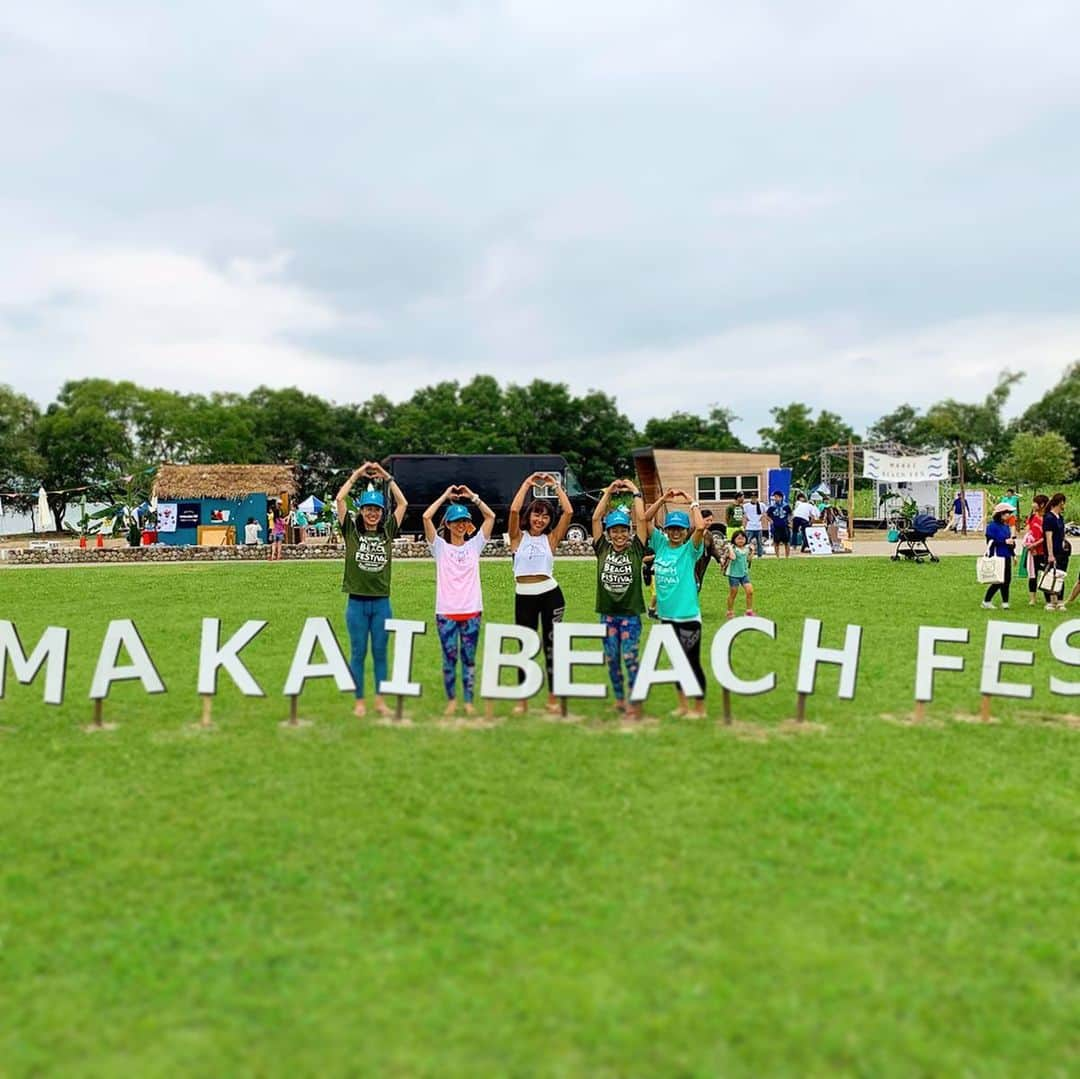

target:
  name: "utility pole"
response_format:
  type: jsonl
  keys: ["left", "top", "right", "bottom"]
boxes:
{"left": 956, "top": 441, "right": 967, "bottom": 536}
{"left": 847, "top": 440, "right": 855, "bottom": 550}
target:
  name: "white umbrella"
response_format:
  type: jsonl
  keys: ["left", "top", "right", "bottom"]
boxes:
{"left": 36, "top": 486, "right": 50, "bottom": 533}
{"left": 297, "top": 495, "right": 324, "bottom": 516}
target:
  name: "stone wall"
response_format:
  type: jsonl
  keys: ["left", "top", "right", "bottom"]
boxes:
{"left": 0, "top": 539, "right": 596, "bottom": 566}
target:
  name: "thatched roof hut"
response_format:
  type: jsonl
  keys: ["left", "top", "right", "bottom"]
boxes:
{"left": 153, "top": 464, "right": 298, "bottom": 501}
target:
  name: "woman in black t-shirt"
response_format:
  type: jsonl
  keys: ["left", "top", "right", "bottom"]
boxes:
{"left": 1041, "top": 492, "right": 1067, "bottom": 610}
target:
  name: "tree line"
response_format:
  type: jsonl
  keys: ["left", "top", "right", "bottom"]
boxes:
{"left": 0, "top": 366, "right": 1075, "bottom": 529}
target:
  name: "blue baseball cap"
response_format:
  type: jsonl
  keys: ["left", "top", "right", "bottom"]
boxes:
{"left": 604, "top": 509, "right": 631, "bottom": 529}
{"left": 358, "top": 490, "right": 385, "bottom": 509}
{"left": 445, "top": 503, "right": 471, "bottom": 524}
{"left": 664, "top": 511, "right": 691, "bottom": 530}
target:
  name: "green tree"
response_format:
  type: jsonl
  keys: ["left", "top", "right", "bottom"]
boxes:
{"left": 457, "top": 376, "right": 518, "bottom": 454}
{"left": 642, "top": 408, "right": 746, "bottom": 452}
{"left": 919, "top": 371, "right": 1023, "bottom": 479}
{"left": 504, "top": 380, "right": 579, "bottom": 457}
{"left": 1016, "top": 361, "right": 1080, "bottom": 458}
{"left": 757, "top": 403, "right": 857, "bottom": 487}
{"left": 36, "top": 384, "right": 136, "bottom": 528}
{"left": 865, "top": 404, "right": 924, "bottom": 446}
{"left": 0, "top": 384, "right": 43, "bottom": 504}
{"left": 999, "top": 431, "right": 1074, "bottom": 488}
{"left": 559, "top": 389, "right": 639, "bottom": 491}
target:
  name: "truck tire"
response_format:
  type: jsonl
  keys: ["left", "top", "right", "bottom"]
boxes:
{"left": 565, "top": 524, "right": 588, "bottom": 544}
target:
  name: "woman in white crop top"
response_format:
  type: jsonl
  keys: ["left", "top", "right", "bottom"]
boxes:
{"left": 508, "top": 471, "right": 574, "bottom": 713}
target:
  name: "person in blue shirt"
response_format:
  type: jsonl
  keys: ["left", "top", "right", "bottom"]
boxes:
{"left": 981, "top": 501, "right": 1016, "bottom": 610}
{"left": 644, "top": 488, "right": 707, "bottom": 717}
{"left": 765, "top": 491, "right": 791, "bottom": 558}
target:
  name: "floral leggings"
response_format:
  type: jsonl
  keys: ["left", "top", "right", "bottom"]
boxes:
{"left": 601, "top": 614, "right": 643, "bottom": 701}
{"left": 436, "top": 615, "right": 481, "bottom": 702}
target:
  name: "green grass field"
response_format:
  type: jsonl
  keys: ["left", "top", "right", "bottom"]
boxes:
{"left": 1, "top": 557, "right": 1077, "bottom": 1077}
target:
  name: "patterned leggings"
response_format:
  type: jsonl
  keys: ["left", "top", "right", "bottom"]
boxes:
{"left": 436, "top": 615, "right": 481, "bottom": 702}
{"left": 601, "top": 614, "right": 643, "bottom": 701}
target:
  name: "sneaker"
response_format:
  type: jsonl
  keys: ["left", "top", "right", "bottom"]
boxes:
{"left": 746, "top": 609, "right": 756, "bottom": 616}
{"left": 981, "top": 601, "right": 993, "bottom": 609}
{"left": 1002, "top": 602, "right": 1009, "bottom": 609}
{"left": 647, "top": 605, "right": 658, "bottom": 621}
{"left": 1046, "top": 602, "right": 1058, "bottom": 611}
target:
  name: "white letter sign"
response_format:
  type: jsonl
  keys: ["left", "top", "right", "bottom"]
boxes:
{"left": 552, "top": 622, "right": 607, "bottom": 699}
{"left": 378, "top": 619, "right": 427, "bottom": 698}
{"left": 282, "top": 618, "right": 355, "bottom": 696}
{"left": 479, "top": 624, "right": 544, "bottom": 700}
{"left": 630, "top": 623, "right": 702, "bottom": 702}
{"left": 89, "top": 620, "right": 165, "bottom": 700}
{"left": 980, "top": 621, "right": 1039, "bottom": 700}
{"left": 796, "top": 618, "right": 862, "bottom": 700}
{"left": 198, "top": 619, "right": 267, "bottom": 696}
{"left": 914, "top": 626, "right": 969, "bottom": 702}
{"left": 709, "top": 618, "right": 777, "bottom": 696}
{"left": 0, "top": 622, "right": 69, "bottom": 706}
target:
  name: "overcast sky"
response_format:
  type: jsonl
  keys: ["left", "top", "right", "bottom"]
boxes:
{"left": 2, "top": 1, "right": 1078, "bottom": 442}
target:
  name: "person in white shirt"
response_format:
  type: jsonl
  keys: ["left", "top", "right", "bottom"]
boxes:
{"left": 791, "top": 494, "right": 819, "bottom": 553}
{"left": 244, "top": 517, "right": 262, "bottom": 545}
{"left": 742, "top": 497, "right": 766, "bottom": 558}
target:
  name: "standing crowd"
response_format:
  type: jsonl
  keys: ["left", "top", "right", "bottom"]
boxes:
{"left": 333, "top": 465, "right": 766, "bottom": 720}
{"left": 982, "top": 491, "right": 1074, "bottom": 611}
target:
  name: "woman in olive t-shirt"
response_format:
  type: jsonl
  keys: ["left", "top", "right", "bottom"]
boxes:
{"left": 592, "top": 478, "right": 648, "bottom": 718}
{"left": 336, "top": 462, "right": 408, "bottom": 718}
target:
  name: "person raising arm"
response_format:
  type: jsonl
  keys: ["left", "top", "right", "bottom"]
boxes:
{"left": 592, "top": 478, "right": 649, "bottom": 718}
{"left": 508, "top": 471, "right": 573, "bottom": 714}
{"left": 425, "top": 485, "right": 495, "bottom": 717}
{"left": 645, "top": 488, "right": 707, "bottom": 718}
{"left": 337, "top": 461, "right": 408, "bottom": 719}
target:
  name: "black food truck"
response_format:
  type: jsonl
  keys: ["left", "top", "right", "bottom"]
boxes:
{"left": 383, "top": 454, "right": 595, "bottom": 542}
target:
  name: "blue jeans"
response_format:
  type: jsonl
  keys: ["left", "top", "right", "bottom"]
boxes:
{"left": 345, "top": 595, "right": 392, "bottom": 698}
{"left": 745, "top": 528, "right": 764, "bottom": 558}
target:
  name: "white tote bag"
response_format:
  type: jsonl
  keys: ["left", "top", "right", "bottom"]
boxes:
{"left": 1037, "top": 565, "right": 1066, "bottom": 594}
{"left": 976, "top": 543, "right": 1006, "bottom": 585}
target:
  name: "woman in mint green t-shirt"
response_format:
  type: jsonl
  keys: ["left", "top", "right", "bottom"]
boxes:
{"left": 644, "top": 488, "right": 707, "bottom": 717}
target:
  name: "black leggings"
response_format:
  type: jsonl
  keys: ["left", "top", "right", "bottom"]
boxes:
{"left": 515, "top": 585, "right": 566, "bottom": 689}
{"left": 1028, "top": 552, "right": 1047, "bottom": 595}
{"left": 984, "top": 555, "right": 1012, "bottom": 604}
{"left": 663, "top": 619, "right": 706, "bottom": 697}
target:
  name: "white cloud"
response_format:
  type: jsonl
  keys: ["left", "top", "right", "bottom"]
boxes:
{"left": 1, "top": 1, "right": 1079, "bottom": 442}
{"left": 0, "top": 243, "right": 376, "bottom": 403}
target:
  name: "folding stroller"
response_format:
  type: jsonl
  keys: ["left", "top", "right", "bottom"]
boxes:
{"left": 891, "top": 513, "right": 942, "bottom": 563}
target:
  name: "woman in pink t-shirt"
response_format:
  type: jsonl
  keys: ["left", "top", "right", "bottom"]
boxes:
{"left": 423, "top": 485, "right": 496, "bottom": 716}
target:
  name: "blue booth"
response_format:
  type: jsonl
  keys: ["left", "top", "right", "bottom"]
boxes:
{"left": 151, "top": 464, "right": 298, "bottom": 546}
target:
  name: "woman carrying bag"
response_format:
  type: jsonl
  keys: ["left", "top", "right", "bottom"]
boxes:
{"left": 980, "top": 502, "right": 1016, "bottom": 610}
{"left": 1041, "top": 493, "right": 1068, "bottom": 611}
{"left": 1022, "top": 494, "right": 1049, "bottom": 606}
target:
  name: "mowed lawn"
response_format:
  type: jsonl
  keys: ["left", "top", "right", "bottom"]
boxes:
{"left": 0, "top": 556, "right": 1077, "bottom": 1077}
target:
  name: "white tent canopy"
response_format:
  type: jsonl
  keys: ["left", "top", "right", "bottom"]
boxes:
{"left": 36, "top": 486, "right": 50, "bottom": 532}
